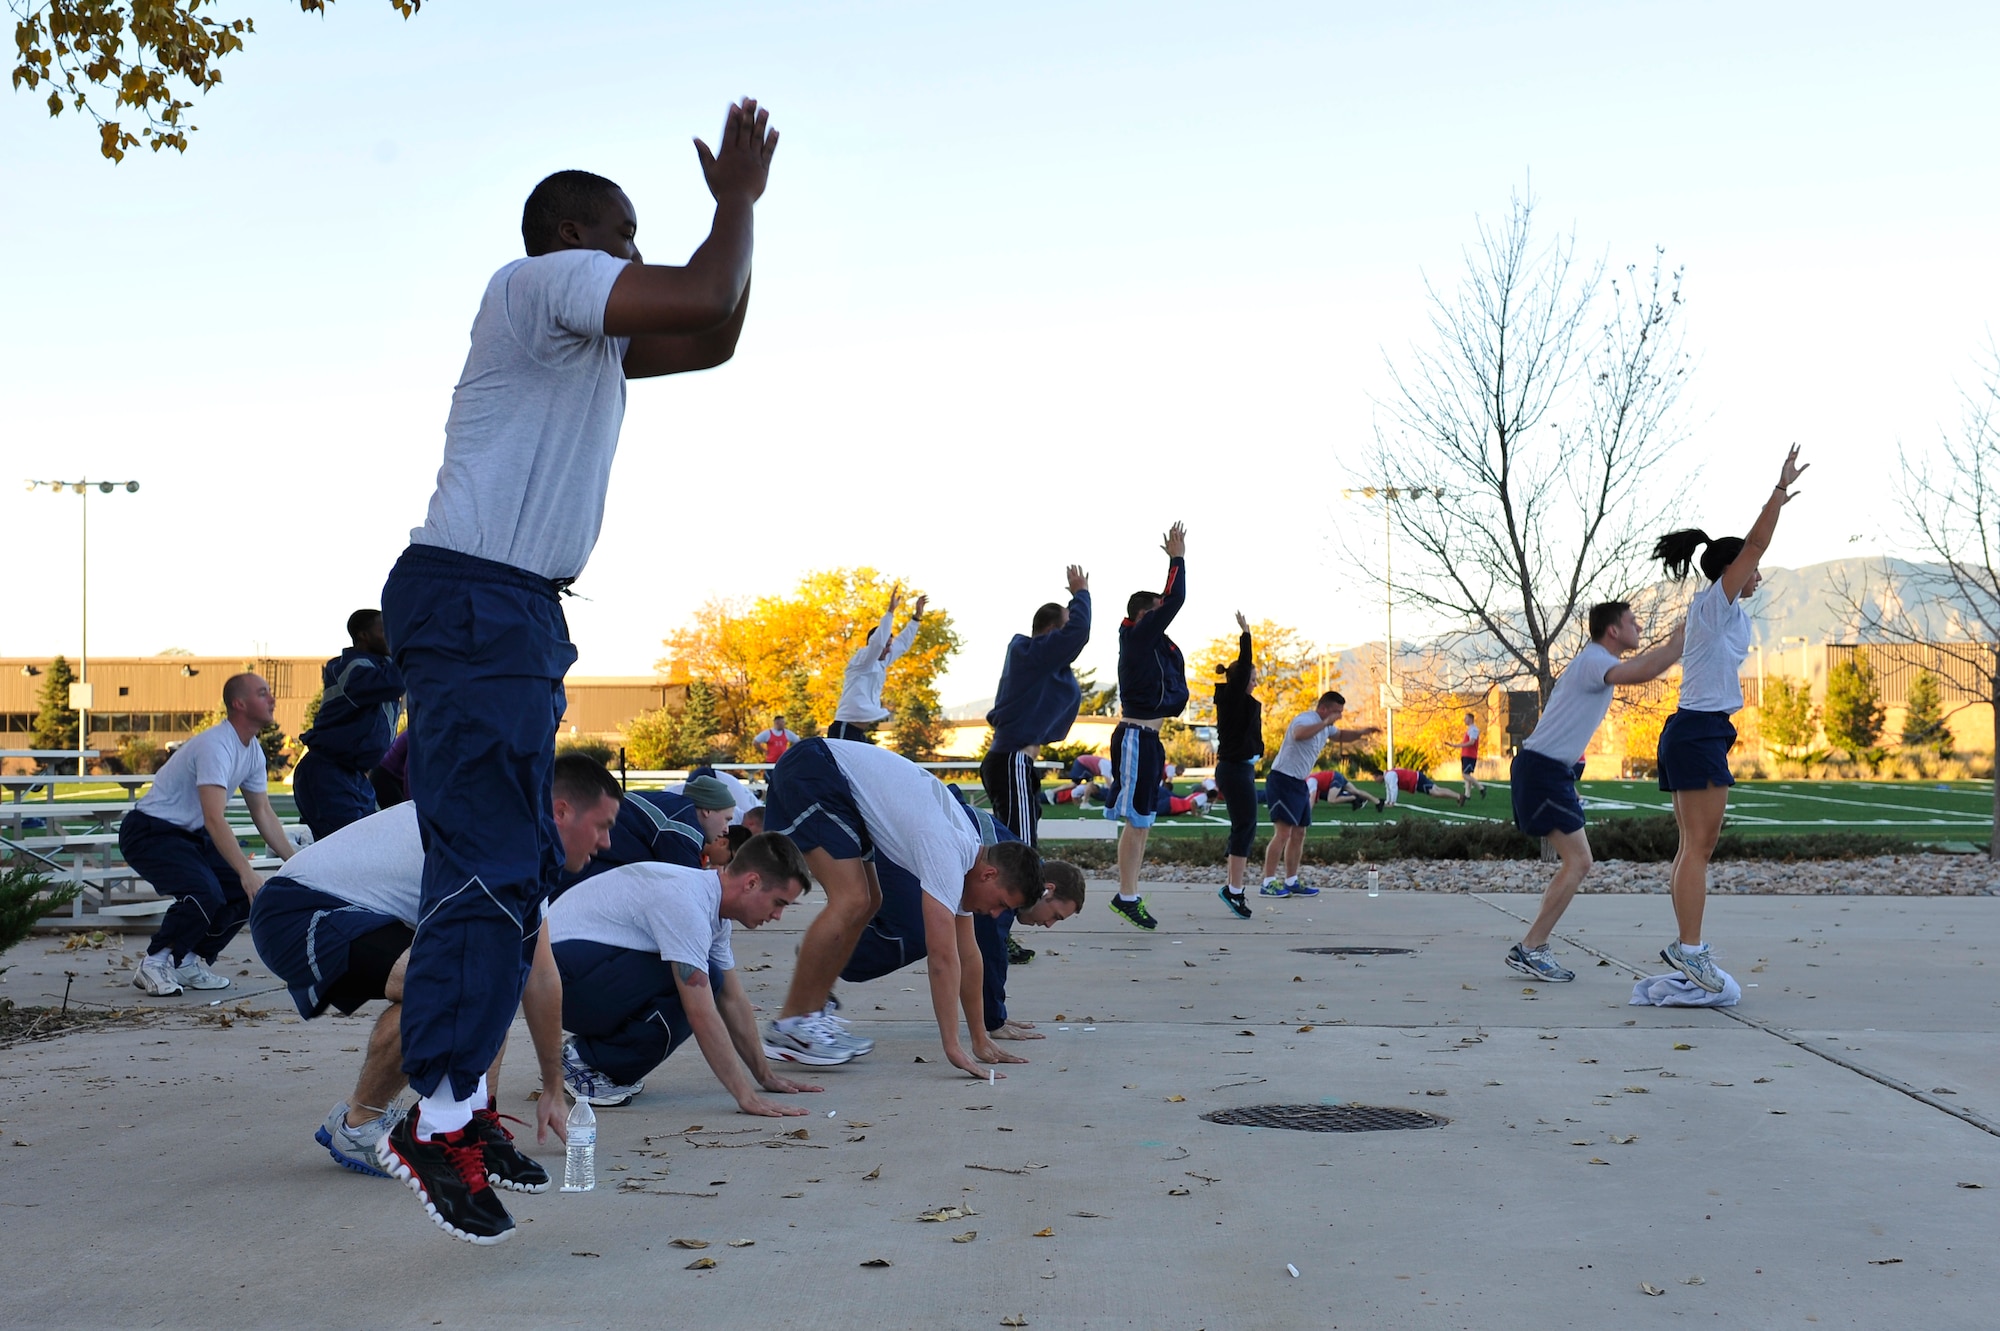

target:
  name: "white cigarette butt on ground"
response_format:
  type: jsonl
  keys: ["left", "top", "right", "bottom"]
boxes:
{"left": 1287, "top": 1264, "right": 1300, "bottom": 1278}
{"left": 827, "top": 1110, "right": 837, "bottom": 1118}
{"left": 989, "top": 1069, "right": 996, "bottom": 1085}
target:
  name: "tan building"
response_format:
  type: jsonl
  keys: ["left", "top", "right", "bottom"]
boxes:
{"left": 2, "top": 655, "right": 686, "bottom": 768}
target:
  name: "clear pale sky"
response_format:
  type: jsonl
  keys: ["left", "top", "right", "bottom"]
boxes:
{"left": 4, "top": 1, "right": 1996, "bottom": 704}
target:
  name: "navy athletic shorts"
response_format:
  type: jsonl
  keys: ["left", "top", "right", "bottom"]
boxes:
{"left": 250, "top": 877, "right": 413, "bottom": 1019}
{"left": 1510, "top": 750, "right": 1587, "bottom": 838}
{"left": 765, "top": 738, "right": 873, "bottom": 861}
{"left": 1657, "top": 709, "right": 1737, "bottom": 791}
{"left": 1105, "top": 723, "right": 1167, "bottom": 828}
{"left": 1265, "top": 770, "right": 1312, "bottom": 827}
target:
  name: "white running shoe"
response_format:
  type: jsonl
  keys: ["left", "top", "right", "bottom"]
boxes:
{"left": 173, "top": 956, "right": 232, "bottom": 990}
{"left": 133, "top": 953, "right": 184, "bottom": 996}
{"left": 763, "top": 1015, "right": 856, "bottom": 1066}
{"left": 818, "top": 1003, "right": 874, "bottom": 1055}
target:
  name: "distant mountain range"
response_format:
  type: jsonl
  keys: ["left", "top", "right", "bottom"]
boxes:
{"left": 943, "top": 558, "right": 1984, "bottom": 714}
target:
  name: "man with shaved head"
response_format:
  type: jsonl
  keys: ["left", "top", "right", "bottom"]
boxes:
{"left": 121, "top": 673, "right": 298, "bottom": 997}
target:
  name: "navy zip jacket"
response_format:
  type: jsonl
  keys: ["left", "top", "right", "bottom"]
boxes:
{"left": 1116, "top": 556, "right": 1188, "bottom": 721}
{"left": 568, "top": 790, "right": 708, "bottom": 888}
{"left": 985, "top": 590, "right": 1092, "bottom": 752}
{"left": 1214, "top": 631, "right": 1263, "bottom": 762}
{"left": 300, "top": 648, "right": 404, "bottom": 770}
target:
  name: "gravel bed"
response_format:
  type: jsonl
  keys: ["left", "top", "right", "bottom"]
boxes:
{"left": 1116, "top": 855, "right": 2000, "bottom": 896}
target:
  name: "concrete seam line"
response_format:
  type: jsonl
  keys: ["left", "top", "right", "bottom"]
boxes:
{"left": 1470, "top": 893, "right": 2000, "bottom": 1142}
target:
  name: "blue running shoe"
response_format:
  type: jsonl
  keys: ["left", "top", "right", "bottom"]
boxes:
{"left": 1284, "top": 879, "right": 1320, "bottom": 897}
{"left": 1258, "top": 880, "right": 1290, "bottom": 898}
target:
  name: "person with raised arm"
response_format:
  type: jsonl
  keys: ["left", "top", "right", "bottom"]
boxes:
{"left": 1650, "top": 445, "right": 1808, "bottom": 993}
{"left": 1104, "top": 522, "right": 1189, "bottom": 932}
{"left": 827, "top": 586, "right": 926, "bottom": 742}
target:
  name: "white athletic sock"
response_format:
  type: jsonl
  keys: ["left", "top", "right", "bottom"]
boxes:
{"left": 1116, "top": 892, "right": 1140, "bottom": 903}
{"left": 416, "top": 1074, "right": 487, "bottom": 1139}
{"left": 1677, "top": 940, "right": 1707, "bottom": 954}
{"left": 1285, "top": 876, "right": 1300, "bottom": 888}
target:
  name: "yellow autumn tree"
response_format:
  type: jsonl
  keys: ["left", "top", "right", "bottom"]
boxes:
{"left": 1188, "top": 620, "right": 1340, "bottom": 767}
{"left": 657, "top": 568, "right": 959, "bottom": 759}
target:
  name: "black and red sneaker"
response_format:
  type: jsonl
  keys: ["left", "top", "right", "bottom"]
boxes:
{"left": 470, "top": 1101, "right": 550, "bottom": 1193}
{"left": 377, "top": 1107, "right": 517, "bottom": 1244}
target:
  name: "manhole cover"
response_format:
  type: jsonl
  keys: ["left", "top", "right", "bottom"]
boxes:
{"left": 1290, "top": 946, "right": 1414, "bottom": 956}
{"left": 1201, "top": 1104, "right": 1445, "bottom": 1133}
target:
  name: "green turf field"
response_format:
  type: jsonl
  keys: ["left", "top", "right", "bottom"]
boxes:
{"left": 1014, "top": 778, "right": 1998, "bottom": 844}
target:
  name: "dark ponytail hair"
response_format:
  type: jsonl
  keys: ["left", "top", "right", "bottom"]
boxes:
{"left": 1653, "top": 529, "right": 1747, "bottom": 583}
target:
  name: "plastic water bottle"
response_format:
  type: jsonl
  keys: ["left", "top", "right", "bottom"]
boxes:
{"left": 562, "top": 1098, "right": 596, "bottom": 1192}
{"left": 1367, "top": 869, "right": 1380, "bottom": 898}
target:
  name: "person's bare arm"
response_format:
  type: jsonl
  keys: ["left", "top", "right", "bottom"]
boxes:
{"left": 1328, "top": 725, "right": 1381, "bottom": 743}
{"left": 1607, "top": 621, "right": 1688, "bottom": 685}
{"left": 608, "top": 99, "right": 777, "bottom": 372}
{"left": 920, "top": 894, "right": 999, "bottom": 1079}
{"left": 621, "top": 276, "right": 752, "bottom": 379}
{"left": 242, "top": 790, "right": 296, "bottom": 861}
{"left": 962, "top": 914, "right": 1026, "bottom": 1065}
{"left": 674, "top": 962, "right": 799, "bottom": 1116}
{"left": 1722, "top": 446, "right": 1808, "bottom": 601}
{"left": 715, "top": 969, "right": 820, "bottom": 1099}
{"left": 199, "top": 785, "right": 264, "bottom": 898}
{"left": 521, "top": 926, "right": 570, "bottom": 1144}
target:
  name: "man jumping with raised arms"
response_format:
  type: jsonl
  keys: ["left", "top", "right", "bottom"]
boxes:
{"left": 1104, "top": 522, "right": 1188, "bottom": 931}
{"left": 1504, "top": 602, "right": 1684, "bottom": 982}
{"left": 376, "top": 101, "right": 778, "bottom": 1244}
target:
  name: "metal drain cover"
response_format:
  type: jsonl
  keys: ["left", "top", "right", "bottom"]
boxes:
{"left": 1202, "top": 1103, "right": 1445, "bottom": 1133}
{"left": 1290, "top": 946, "right": 1414, "bottom": 956}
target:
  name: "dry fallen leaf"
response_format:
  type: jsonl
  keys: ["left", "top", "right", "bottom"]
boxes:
{"left": 863, "top": 1166, "right": 881, "bottom": 1181}
{"left": 1868, "top": 1258, "right": 1903, "bottom": 1266}
{"left": 1167, "top": 1187, "right": 1190, "bottom": 1196}
{"left": 1165, "top": 1095, "right": 1186, "bottom": 1103}
{"left": 1297, "top": 1025, "right": 1314, "bottom": 1033}
{"left": 1001, "top": 1317, "right": 1028, "bottom": 1327}
{"left": 1622, "top": 1086, "right": 1649, "bottom": 1094}
{"left": 727, "top": 1240, "right": 754, "bottom": 1248}
{"left": 920, "top": 1207, "right": 974, "bottom": 1223}
{"left": 1032, "top": 1227, "right": 1055, "bottom": 1237}
{"left": 1673, "top": 1043, "right": 1694, "bottom": 1051}
{"left": 951, "top": 1231, "right": 977, "bottom": 1243}
{"left": 1291, "top": 975, "right": 1303, "bottom": 982}
{"left": 1680, "top": 1275, "right": 1705, "bottom": 1286}
{"left": 784, "top": 1129, "right": 810, "bottom": 1140}
{"left": 571, "top": 1251, "right": 599, "bottom": 1258}
{"left": 685, "top": 1258, "right": 717, "bottom": 1270}
{"left": 860, "top": 1258, "right": 892, "bottom": 1268}
{"left": 1639, "top": 1282, "right": 1664, "bottom": 1296}
{"left": 1754, "top": 1076, "right": 1773, "bottom": 1084}
{"left": 1957, "top": 1182, "right": 1984, "bottom": 1189}
{"left": 1587, "top": 1157, "right": 1609, "bottom": 1165}
{"left": 669, "top": 1239, "right": 710, "bottom": 1250}
{"left": 913, "top": 1056, "right": 929, "bottom": 1063}
{"left": 1570, "top": 1140, "right": 1591, "bottom": 1146}
{"left": 1612, "top": 1134, "right": 1639, "bottom": 1145}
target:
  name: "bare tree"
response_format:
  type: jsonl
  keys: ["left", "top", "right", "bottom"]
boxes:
{"left": 1358, "top": 189, "right": 1694, "bottom": 703}
{"left": 1830, "top": 340, "right": 2000, "bottom": 853}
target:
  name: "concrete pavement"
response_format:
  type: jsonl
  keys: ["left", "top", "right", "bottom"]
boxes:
{"left": 3, "top": 879, "right": 1996, "bottom": 1330}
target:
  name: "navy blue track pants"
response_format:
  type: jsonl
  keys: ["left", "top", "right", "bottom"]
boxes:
{"left": 381, "top": 543, "right": 576, "bottom": 1102}
{"left": 120, "top": 808, "right": 249, "bottom": 963}
{"left": 841, "top": 859, "right": 1012, "bottom": 1031}
{"left": 291, "top": 750, "right": 377, "bottom": 843}
{"left": 554, "top": 940, "right": 727, "bottom": 1087}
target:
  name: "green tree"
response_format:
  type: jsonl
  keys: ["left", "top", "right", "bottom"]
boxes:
{"left": 1074, "top": 667, "right": 1118, "bottom": 717}
{"left": 256, "top": 720, "right": 289, "bottom": 777}
{"left": 12, "top": 0, "right": 422, "bottom": 162}
{"left": 624, "top": 707, "right": 681, "bottom": 771}
{"left": 301, "top": 688, "right": 323, "bottom": 732}
{"left": 1822, "top": 657, "right": 1885, "bottom": 759}
{"left": 673, "top": 681, "right": 722, "bottom": 767}
{"left": 780, "top": 670, "right": 820, "bottom": 738}
{"left": 1761, "top": 677, "right": 1819, "bottom": 755}
{"left": 890, "top": 697, "right": 947, "bottom": 762}
{"left": 30, "top": 656, "right": 79, "bottom": 769}
{"left": 1900, "top": 670, "right": 1953, "bottom": 756}
{"left": 0, "top": 865, "right": 80, "bottom": 964}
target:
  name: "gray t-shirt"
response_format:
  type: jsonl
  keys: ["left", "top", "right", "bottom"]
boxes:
{"left": 412, "top": 249, "right": 632, "bottom": 581}
{"left": 268, "top": 803, "right": 424, "bottom": 926}
{"left": 133, "top": 722, "right": 268, "bottom": 832}
{"left": 1520, "top": 642, "right": 1621, "bottom": 766}
{"left": 1270, "top": 710, "right": 1332, "bottom": 780}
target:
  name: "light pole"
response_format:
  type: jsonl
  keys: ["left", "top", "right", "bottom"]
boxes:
{"left": 1339, "top": 486, "right": 1442, "bottom": 776}
{"left": 24, "top": 478, "right": 142, "bottom": 775}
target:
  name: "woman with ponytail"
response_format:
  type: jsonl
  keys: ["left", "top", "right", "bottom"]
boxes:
{"left": 1651, "top": 445, "right": 1809, "bottom": 992}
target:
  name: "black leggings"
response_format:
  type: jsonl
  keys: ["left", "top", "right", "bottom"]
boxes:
{"left": 1212, "top": 759, "right": 1259, "bottom": 859}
